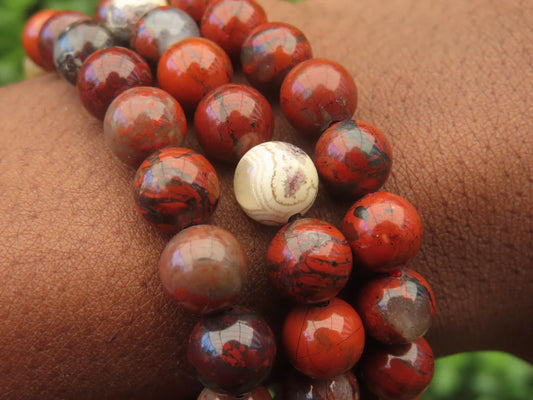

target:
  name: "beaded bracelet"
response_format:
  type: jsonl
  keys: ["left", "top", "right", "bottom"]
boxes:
{"left": 23, "top": 0, "right": 436, "bottom": 399}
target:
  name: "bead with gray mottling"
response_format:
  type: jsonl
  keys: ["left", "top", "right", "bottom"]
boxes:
{"left": 131, "top": 6, "right": 200, "bottom": 64}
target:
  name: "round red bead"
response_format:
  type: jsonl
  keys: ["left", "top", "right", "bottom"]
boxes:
{"left": 158, "top": 37, "right": 233, "bottom": 113}
{"left": 198, "top": 386, "right": 272, "bottom": 400}
{"left": 356, "top": 269, "right": 435, "bottom": 344}
{"left": 361, "top": 338, "right": 435, "bottom": 400}
{"left": 201, "top": 0, "right": 268, "bottom": 61}
{"left": 159, "top": 225, "right": 246, "bottom": 314}
{"left": 194, "top": 83, "right": 274, "bottom": 163}
{"left": 267, "top": 218, "right": 353, "bottom": 304}
{"left": 22, "top": 9, "right": 59, "bottom": 68}
{"left": 285, "top": 370, "right": 360, "bottom": 400}
{"left": 188, "top": 306, "right": 276, "bottom": 394}
{"left": 38, "top": 10, "right": 89, "bottom": 70}
{"left": 104, "top": 87, "right": 187, "bottom": 168}
{"left": 77, "top": 46, "right": 153, "bottom": 120}
{"left": 342, "top": 192, "right": 423, "bottom": 272}
{"left": 314, "top": 120, "right": 393, "bottom": 198}
{"left": 280, "top": 58, "right": 358, "bottom": 136}
{"left": 168, "top": 0, "right": 214, "bottom": 22}
{"left": 241, "top": 22, "right": 312, "bottom": 92}
{"left": 133, "top": 147, "right": 220, "bottom": 233}
{"left": 283, "top": 298, "right": 365, "bottom": 379}
{"left": 95, "top": 0, "right": 113, "bottom": 22}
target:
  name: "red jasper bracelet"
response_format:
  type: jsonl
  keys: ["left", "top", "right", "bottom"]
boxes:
{"left": 23, "top": 1, "right": 436, "bottom": 399}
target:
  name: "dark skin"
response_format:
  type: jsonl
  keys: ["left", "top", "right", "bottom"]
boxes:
{"left": 0, "top": 0, "right": 531, "bottom": 398}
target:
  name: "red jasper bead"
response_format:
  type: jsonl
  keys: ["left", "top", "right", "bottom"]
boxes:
{"left": 188, "top": 306, "right": 276, "bottom": 394}
{"left": 22, "top": 9, "right": 59, "bottom": 68}
{"left": 38, "top": 10, "right": 89, "bottom": 70}
{"left": 314, "top": 120, "right": 393, "bottom": 198}
{"left": 201, "top": 0, "right": 268, "bottom": 61}
{"left": 131, "top": 6, "right": 200, "bottom": 65}
{"left": 361, "top": 338, "right": 435, "bottom": 400}
{"left": 283, "top": 298, "right": 365, "bottom": 379}
{"left": 158, "top": 37, "right": 233, "bottom": 113}
{"left": 285, "top": 370, "right": 360, "bottom": 400}
{"left": 95, "top": 0, "right": 113, "bottom": 22}
{"left": 267, "top": 218, "right": 353, "bottom": 304}
{"left": 194, "top": 83, "right": 274, "bottom": 163}
{"left": 241, "top": 22, "right": 312, "bottom": 92}
{"left": 356, "top": 269, "right": 435, "bottom": 344}
{"left": 169, "top": 0, "right": 214, "bottom": 22}
{"left": 198, "top": 386, "right": 272, "bottom": 400}
{"left": 342, "top": 192, "right": 423, "bottom": 272}
{"left": 280, "top": 58, "right": 358, "bottom": 136}
{"left": 103, "top": 87, "right": 187, "bottom": 168}
{"left": 133, "top": 147, "right": 220, "bottom": 233}
{"left": 159, "top": 225, "right": 246, "bottom": 314}
{"left": 77, "top": 46, "right": 153, "bottom": 120}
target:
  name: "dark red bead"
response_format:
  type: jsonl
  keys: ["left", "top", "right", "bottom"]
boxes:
{"left": 342, "top": 192, "right": 423, "bottom": 272}
{"left": 77, "top": 46, "right": 153, "bottom": 120}
{"left": 131, "top": 6, "right": 200, "bottom": 65}
{"left": 241, "top": 22, "right": 312, "bottom": 92}
{"left": 280, "top": 58, "right": 358, "bottom": 136}
{"left": 267, "top": 218, "right": 353, "bottom": 304}
{"left": 159, "top": 225, "right": 246, "bottom": 314}
{"left": 38, "top": 10, "right": 89, "bottom": 70}
{"left": 201, "top": 0, "right": 268, "bottom": 61}
{"left": 22, "top": 9, "right": 59, "bottom": 68}
{"left": 361, "top": 338, "right": 435, "bottom": 400}
{"left": 285, "top": 370, "right": 360, "bottom": 400}
{"left": 198, "top": 386, "right": 272, "bottom": 400}
{"left": 158, "top": 37, "right": 233, "bottom": 113}
{"left": 169, "top": 0, "right": 214, "bottom": 22}
{"left": 188, "top": 307, "right": 276, "bottom": 395}
{"left": 53, "top": 20, "right": 115, "bottom": 84}
{"left": 194, "top": 83, "right": 274, "bottom": 163}
{"left": 356, "top": 269, "right": 435, "bottom": 344}
{"left": 103, "top": 87, "right": 187, "bottom": 168}
{"left": 133, "top": 147, "right": 220, "bottom": 233}
{"left": 314, "top": 120, "right": 393, "bottom": 198}
{"left": 95, "top": 0, "right": 113, "bottom": 22}
{"left": 283, "top": 298, "right": 365, "bottom": 379}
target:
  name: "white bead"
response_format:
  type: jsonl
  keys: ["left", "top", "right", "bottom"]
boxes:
{"left": 234, "top": 141, "right": 319, "bottom": 225}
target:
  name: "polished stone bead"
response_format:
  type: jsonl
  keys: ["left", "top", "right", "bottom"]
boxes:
{"left": 53, "top": 20, "right": 115, "bottom": 84}
{"left": 159, "top": 225, "right": 246, "bottom": 314}
{"left": 95, "top": 0, "right": 113, "bottom": 22}
{"left": 22, "top": 9, "right": 59, "bottom": 69}
{"left": 234, "top": 142, "right": 319, "bottom": 225}
{"left": 168, "top": 0, "right": 214, "bottom": 22}
{"left": 285, "top": 370, "right": 360, "bottom": 400}
{"left": 197, "top": 386, "right": 272, "bottom": 400}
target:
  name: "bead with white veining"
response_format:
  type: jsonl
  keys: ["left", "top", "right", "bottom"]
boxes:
{"left": 234, "top": 141, "right": 319, "bottom": 225}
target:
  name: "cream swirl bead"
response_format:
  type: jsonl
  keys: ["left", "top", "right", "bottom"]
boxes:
{"left": 233, "top": 141, "right": 319, "bottom": 225}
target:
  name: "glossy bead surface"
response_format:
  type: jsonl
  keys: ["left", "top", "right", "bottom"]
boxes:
{"left": 361, "top": 338, "right": 435, "bottom": 400}
{"left": 201, "top": 0, "right": 267, "bottom": 60}
{"left": 234, "top": 142, "right": 319, "bottom": 225}
{"left": 188, "top": 307, "right": 276, "bottom": 394}
{"left": 131, "top": 6, "right": 200, "bottom": 64}
{"left": 103, "top": 0, "right": 167, "bottom": 44}
{"left": 53, "top": 20, "right": 115, "bottom": 84}
{"left": 38, "top": 10, "right": 89, "bottom": 70}
{"left": 103, "top": 87, "right": 187, "bottom": 167}
{"left": 280, "top": 59, "right": 358, "bottom": 136}
{"left": 77, "top": 46, "right": 153, "bottom": 120}
{"left": 22, "top": 9, "right": 59, "bottom": 68}
{"left": 133, "top": 148, "right": 220, "bottom": 233}
{"left": 342, "top": 192, "right": 423, "bottom": 272}
{"left": 158, "top": 37, "right": 233, "bottom": 112}
{"left": 285, "top": 370, "right": 360, "bottom": 400}
{"left": 356, "top": 269, "right": 435, "bottom": 344}
{"left": 194, "top": 83, "right": 274, "bottom": 164}
{"left": 267, "top": 218, "right": 353, "bottom": 304}
{"left": 198, "top": 386, "right": 272, "bottom": 400}
{"left": 314, "top": 120, "right": 393, "bottom": 198}
{"left": 159, "top": 225, "right": 245, "bottom": 314}
{"left": 241, "top": 22, "right": 312, "bottom": 92}
{"left": 283, "top": 298, "right": 365, "bottom": 379}
{"left": 169, "top": 0, "right": 213, "bottom": 22}
{"left": 95, "top": 0, "right": 113, "bottom": 21}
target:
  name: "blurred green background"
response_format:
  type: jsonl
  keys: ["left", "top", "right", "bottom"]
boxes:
{"left": 1, "top": 1, "right": 532, "bottom": 399}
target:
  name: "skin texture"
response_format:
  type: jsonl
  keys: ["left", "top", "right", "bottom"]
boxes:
{"left": 0, "top": 0, "right": 531, "bottom": 398}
